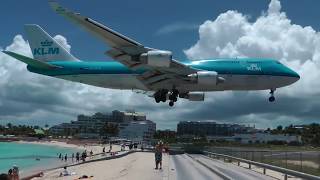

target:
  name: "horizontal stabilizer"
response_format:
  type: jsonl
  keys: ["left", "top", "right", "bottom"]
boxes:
{"left": 2, "top": 51, "right": 60, "bottom": 69}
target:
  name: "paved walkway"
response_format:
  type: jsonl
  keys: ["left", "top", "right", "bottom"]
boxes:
{"left": 37, "top": 152, "right": 282, "bottom": 180}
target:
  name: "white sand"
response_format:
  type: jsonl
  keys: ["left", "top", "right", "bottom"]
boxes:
{"left": 18, "top": 140, "right": 121, "bottom": 155}
{"left": 18, "top": 140, "right": 122, "bottom": 179}
{"left": 37, "top": 152, "right": 170, "bottom": 180}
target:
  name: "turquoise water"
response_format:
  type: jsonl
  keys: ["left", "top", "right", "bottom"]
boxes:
{"left": 0, "top": 142, "right": 77, "bottom": 174}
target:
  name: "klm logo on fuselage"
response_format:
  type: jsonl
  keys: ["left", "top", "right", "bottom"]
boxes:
{"left": 247, "top": 64, "right": 262, "bottom": 71}
{"left": 33, "top": 40, "right": 59, "bottom": 56}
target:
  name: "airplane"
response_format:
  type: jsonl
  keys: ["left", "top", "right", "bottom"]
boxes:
{"left": 2, "top": 2, "right": 300, "bottom": 107}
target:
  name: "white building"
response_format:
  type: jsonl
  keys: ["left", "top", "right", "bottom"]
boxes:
{"left": 119, "top": 120, "right": 156, "bottom": 142}
{"left": 49, "top": 110, "right": 150, "bottom": 139}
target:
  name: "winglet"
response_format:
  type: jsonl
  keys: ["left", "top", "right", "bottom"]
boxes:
{"left": 2, "top": 51, "right": 60, "bottom": 69}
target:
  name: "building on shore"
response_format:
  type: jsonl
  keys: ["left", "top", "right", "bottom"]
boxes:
{"left": 233, "top": 133, "right": 302, "bottom": 144}
{"left": 49, "top": 110, "right": 156, "bottom": 141}
{"left": 118, "top": 120, "right": 156, "bottom": 142}
{"left": 177, "top": 121, "right": 256, "bottom": 137}
{"left": 176, "top": 121, "right": 301, "bottom": 144}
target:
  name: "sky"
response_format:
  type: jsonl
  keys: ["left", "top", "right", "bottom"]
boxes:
{"left": 1, "top": 0, "right": 320, "bottom": 129}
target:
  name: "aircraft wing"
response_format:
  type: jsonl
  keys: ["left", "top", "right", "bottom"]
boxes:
{"left": 49, "top": 1, "right": 198, "bottom": 91}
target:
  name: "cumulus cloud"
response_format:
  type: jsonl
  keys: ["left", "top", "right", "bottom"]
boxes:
{"left": 183, "top": 0, "right": 320, "bottom": 127}
{"left": 54, "top": 35, "right": 71, "bottom": 52}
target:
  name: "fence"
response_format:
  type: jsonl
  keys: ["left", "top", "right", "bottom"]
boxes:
{"left": 203, "top": 150, "right": 320, "bottom": 180}
{"left": 206, "top": 147, "right": 320, "bottom": 177}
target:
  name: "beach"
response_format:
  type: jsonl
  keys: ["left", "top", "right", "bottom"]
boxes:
{"left": 38, "top": 152, "right": 170, "bottom": 180}
{"left": 14, "top": 141, "right": 171, "bottom": 180}
{"left": 1, "top": 140, "right": 172, "bottom": 180}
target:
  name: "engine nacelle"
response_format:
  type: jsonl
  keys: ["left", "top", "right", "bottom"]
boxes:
{"left": 189, "top": 71, "right": 223, "bottom": 85}
{"left": 140, "top": 50, "right": 172, "bottom": 67}
{"left": 185, "top": 92, "right": 205, "bottom": 101}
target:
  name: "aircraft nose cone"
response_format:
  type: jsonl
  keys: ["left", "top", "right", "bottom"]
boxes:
{"left": 285, "top": 67, "right": 300, "bottom": 83}
{"left": 289, "top": 69, "right": 300, "bottom": 80}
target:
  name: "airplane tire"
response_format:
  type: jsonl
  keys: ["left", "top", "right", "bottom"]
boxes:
{"left": 169, "top": 101, "right": 174, "bottom": 107}
{"left": 269, "top": 96, "right": 275, "bottom": 102}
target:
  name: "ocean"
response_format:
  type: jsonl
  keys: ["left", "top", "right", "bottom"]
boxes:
{"left": 0, "top": 142, "right": 77, "bottom": 175}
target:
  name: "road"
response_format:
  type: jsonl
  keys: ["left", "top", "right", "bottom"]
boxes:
{"left": 170, "top": 154, "right": 275, "bottom": 180}
{"left": 169, "top": 154, "right": 223, "bottom": 180}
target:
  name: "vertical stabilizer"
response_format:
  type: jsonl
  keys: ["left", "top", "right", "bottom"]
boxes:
{"left": 24, "top": 24, "right": 78, "bottom": 61}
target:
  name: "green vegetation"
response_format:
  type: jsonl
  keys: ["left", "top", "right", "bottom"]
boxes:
{"left": 266, "top": 123, "right": 320, "bottom": 147}
{"left": 0, "top": 123, "right": 48, "bottom": 138}
{"left": 153, "top": 130, "right": 177, "bottom": 143}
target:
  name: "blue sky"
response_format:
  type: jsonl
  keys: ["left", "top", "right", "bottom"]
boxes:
{"left": 1, "top": 0, "right": 320, "bottom": 129}
{"left": 1, "top": 0, "right": 320, "bottom": 61}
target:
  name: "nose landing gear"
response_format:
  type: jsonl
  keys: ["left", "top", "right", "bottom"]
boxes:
{"left": 268, "top": 89, "right": 276, "bottom": 102}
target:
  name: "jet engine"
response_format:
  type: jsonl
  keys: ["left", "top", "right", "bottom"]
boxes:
{"left": 189, "top": 71, "right": 225, "bottom": 85}
{"left": 140, "top": 50, "right": 172, "bottom": 67}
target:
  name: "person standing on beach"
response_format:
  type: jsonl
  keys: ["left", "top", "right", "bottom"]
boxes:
{"left": 81, "top": 151, "right": 87, "bottom": 162}
{"left": 109, "top": 143, "right": 112, "bottom": 153}
{"left": 72, "top": 153, "right": 74, "bottom": 162}
{"left": 90, "top": 150, "right": 93, "bottom": 158}
{"left": 76, "top": 152, "right": 80, "bottom": 162}
{"left": 59, "top": 153, "right": 62, "bottom": 159}
{"left": 64, "top": 154, "right": 68, "bottom": 162}
{"left": 102, "top": 147, "right": 105, "bottom": 154}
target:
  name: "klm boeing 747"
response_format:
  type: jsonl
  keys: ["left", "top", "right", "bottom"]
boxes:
{"left": 2, "top": 2, "right": 300, "bottom": 107}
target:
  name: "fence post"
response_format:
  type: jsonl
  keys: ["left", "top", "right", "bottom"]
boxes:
{"left": 249, "top": 163, "right": 251, "bottom": 169}
{"left": 263, "top": 168, "right": 266, "bottom": 175}
{"left": 252, "top": 151, "right": 254, "bottom": 161}
{"left": 318, "top": 153, "right": 320, "bottom": 172}
{"left": 300, "top": 152, "right": 302, "bottom": 172}
{"left": 285, "top": 151, "right": 288, "bottom": 169}
{"left": 284, "top": 174, "right": 288, "bottom": 180}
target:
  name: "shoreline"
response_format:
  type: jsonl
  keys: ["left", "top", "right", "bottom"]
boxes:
{"left": 2, "top": 140, "right": 118, "bottom": 179}
{"left": 12, "top": 140, "right": 120, "bottom": 179}
{"left": 16, "top": 140, "right": 84, "bottom": 151}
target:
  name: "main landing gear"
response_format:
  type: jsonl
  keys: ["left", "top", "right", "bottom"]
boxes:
{"left": 154, "top": 89, "right": 179, "bottom": 107}
{"left": 269, "top": 89, "right": 276, "bottom": 102}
